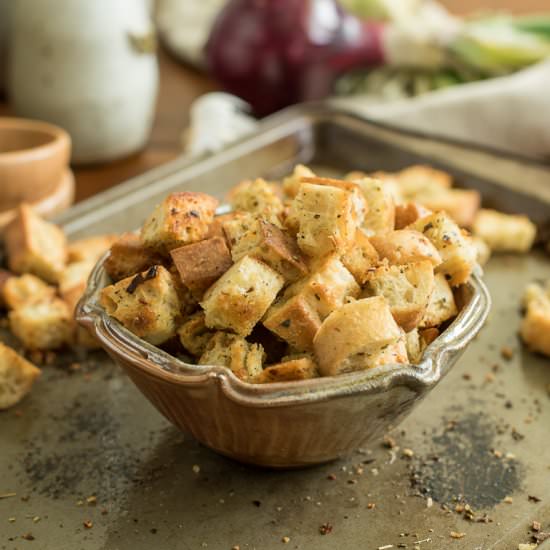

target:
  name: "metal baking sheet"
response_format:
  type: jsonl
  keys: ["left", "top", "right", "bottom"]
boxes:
{"left": 2, "top": 105, "right": 550, "bottom": 550}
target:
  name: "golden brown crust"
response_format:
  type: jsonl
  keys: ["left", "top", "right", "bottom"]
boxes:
{"left": 414, "top": 188, "right": 481, "bottom": 228}
{"left": 370, "top": 230, "right": 442, "bottom": 267}
{"left": 282, "top": 164, "right": 316, "bottom": 198}
{"left": 0, "top": 342, "right": 41, "bottom": 409}
{"left": 3, "top": 274, "right": 56, "bottom": 310}
{"left": 177, "top": 312, "right": 215, "bottom": 357}
{"left": 227, "top": 178, "right": 283, "bottom": 224}
{"left": 419, "top": 273, "right": 458, "bottom": 328}
{"left": 341, "top": 229, "right": 379, "bottom": 285}
{"left": 67, "top": 234, "right": 119, "bottom": 263}
{"left": 354, "top": 177, "right": 396, "bottom": 236}
{"left": 520, "top": 282, "right": 550, "bottom": 357}
{"left": 395, "top": 202, "right": 433, "bottom": 230}
{"left": 252, "top": 357, "right": 319, "bottom": 384}
{"left": 0, "top": 269, "right": 13, "bottom": 307}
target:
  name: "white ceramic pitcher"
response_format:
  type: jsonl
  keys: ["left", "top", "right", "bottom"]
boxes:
{"left": 9, "top": 0, "right": 159, "bottom": 164}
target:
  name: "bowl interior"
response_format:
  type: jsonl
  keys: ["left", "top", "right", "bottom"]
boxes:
{"left": 0, "top": 126, "right": 55, "bottom": 154}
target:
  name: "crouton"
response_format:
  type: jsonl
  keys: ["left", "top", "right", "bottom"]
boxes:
{"left": 104, "top": 232, "right": 163, "bottom": 282}
{"left": 367, "top": 336, "right": 409, "bottom": 368}
{"left": 354, "top": 177, "right": 395, "bottom": 236}
{"left": 364, "top": 261, "right": 435, "bottom": 332}
{"left": 471, "top": 236, "right": 491, "bottom": 266}
{"left": 522, "top": 280, "right": 550, "bottom": 309}
{"left": 420, "top": 327, "right": 440, "bottom": 346}
{"left": 67, "top": 234, "right": 118, "bottom": 263}
{"left": 282, "top": 164, "right": 316, "bottom": 198}
{"left": 313, "top": 296, "right": 402, "bottom": 376}
{"left": 370, "top": 229, "right": 442, "bottom": 268}
{"left": 405, "top": 329, "right": 423, "bottom": 363}
{"left": 198, "top": 331, "right": 264, "bottom": 382}
{"left": 520, "top": 296, "right": 550, "bottom": 357}
{"left": 227, "top": 218, "right": 308, "bottom": 283}
{"left": 100, "top": 265, "right": 182, "bottom": 345}
{"left": 206, "top": 211, "right": 248, "bottom": 241}
{"left": 200, "top": 256, "right": 284, "bottom": 336}
{"left": 0, "top": 269, "right": 12, "bottom": 307}
{"left": 289, "top": 183, "right": 358, "bottom": 257}
{"left": 4, "top": 204, "right": 67, "bottom": 283}
{"left": 170, "top": 236, "right": 233, "bottom": 299}
{"left": 419, "top": 273, "right": 458, "bottom": 328}
{"left": 409, "top": 212, "right": 477, "bottom": 286}
{"left": 341, "top": 229, "right": 379, "bottom": 285}
{"left": 263, "top": 294, "right": 322, "bottom": 352}
{"left": 141, "top": 192, "right": 219, "bottom": 253}
{"left": 177, "top": 311, "right": 215, "bottom": 356}
{"left": 9, "top": 298, "right": 73, "bottom": 350}
{"left": 284, "top": 255, "right": 359, "bottom": 319}
{"left": 414, "top": 188, "right": 481, "bottom": 228}
{"left": 347, "top": 171, "right": 403, "bottom": 204}
{"left": 252, "top": 357, "right": 319, "bottom": 384}
{"left": 58, "top": 260, "right": 95, "bottom": 300}
{"left": 395, "top": 202, "right": 433, "bottom": 230}
{"left": 472, "top": 209, "right": 537, "bottom": 253}
{"left": 397, "top": 165, "right": 452, "bottom": 197}
{"left": 227, "top": 178, "right": 283, "bottom": 224}
{"left": 2, "top": 274, "right": 56, "bottom": 310}
{"left": 0, "top": 342, "right": 41, "bottom": 409}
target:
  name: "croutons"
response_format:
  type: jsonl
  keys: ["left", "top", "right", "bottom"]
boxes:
{"left": 58, "top": 260, "right": 95, "bottom": 300}
{"left": 100, "top": 265, "right": 182, "bottom": 345}
{"left": 2, "top": 274, "right": 56, "bottom": 310}
{"left": 199, "top": 331, "right": 264, "bottom": 382}
{"left": 170, "top": 236, "right": 233, "bottom": 299}
{"left": 472, "top": 209, "right": 537, "bottom": 253}
{"left": 370, "top": 230, "right": 442, "bottom": 267}
{"left": 4, "top": 204, "right": 67, "bottom": 283}
{"left": 409, "top": 212, "right": 477, "bottom": 286}
{"left": 141, "top": 192, "right": 219, "bottom": 253}
{"left": 9, "top": 298, "right": 73, "bottom": 350}
{"left": 397, "top": 165, "right": 452, "bottom": 197}
{"left": 282, "top": 164, "right": 316, "bottom": 198}
{"left": 354, "top": 177, "right": 396, "bottom": 236}
{"left": 227, "top": 178, "right": 283, "bottom": 223}
{"left": 419, "top": 273, "right": 458, "bottom": 328}
{"left": 395, "top": 202, "right": 433, "bottom": 230}
{"left": 67, "top": 234, "right": 118, "bottom": 263}
{"left": 341, "top": 229, "right": 379, "bottom": 285}
{"left": 471, "top": 236, "right": 491, "bottom": 266}
{"left": 104, "top": 232, "right": 163, "bottom": 281}
{"left": 0, "top": 269, "right": 13, "bottom": 306}
{"left": 252, "top": 357, "right": 319, "bottom": 384}
{"left": 414, "top": 188, "right": 481, "bottom": 228}
{"left": 227, "top": 218, "right": 308, "bottom": 283}
{"left": 200, "top": 256, "right": 284, "bottom": 336}
{"left": 313, "top": 296, "right": 402, "bottom": 376}
{"left": 206, "top": 211, "right": 248, "bottom": 241}
{"left": 289, "top": 183, "right": 358, "bottom": 256}
{"left": 0, "top": 342, "right": 41, "bottom": 409}
{"left": 177, "top": 312, "right": 215, "bottom": 357}
{"left": 263, "top": 294, "right": 322, "bottom": 352}
{"left": 364, "top": 261, "right": 435, "bottom": 332}
{"left": 520, "top": 281, "right": 550, "bottom": 357}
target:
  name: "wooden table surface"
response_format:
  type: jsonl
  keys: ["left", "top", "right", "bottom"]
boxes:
{"left": 0, "top": 0, "right": 545, "bottom": 203}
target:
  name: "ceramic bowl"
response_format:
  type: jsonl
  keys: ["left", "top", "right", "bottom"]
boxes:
{"left": 77, "top": 260, "right": 490, "bottom": 468}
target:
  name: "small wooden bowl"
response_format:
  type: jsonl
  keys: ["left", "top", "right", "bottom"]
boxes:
{"left": 0, "top": 117, "right": 71, "bottom": 213}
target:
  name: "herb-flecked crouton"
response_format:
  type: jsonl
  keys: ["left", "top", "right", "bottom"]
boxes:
{"left": 419, "top": 273, "right": 458, "bottom": 328}
{"left": 177, "top": 311, "right": 216, "bottom": 357}
{"left": 2, "top": 274, "right": 56, "bottom": 310}
{"left": 370, "top": 230, "right": 442, "bottom": 267}
{"left": 252, "top": 357, "right": 319, "bottom": 384}
{"left": 354, "top": 177, "right": 396, "bottom": 236}
{"left": 341, "top": 229, "right": 379, "bottom": 285}
{"left": 227, "top": 178, "right": 283, "bottom": 224}
{"left": 67, "top": 234, "right": 119, "bottom": 263}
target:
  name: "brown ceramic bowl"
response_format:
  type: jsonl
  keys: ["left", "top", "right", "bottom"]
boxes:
{"left": 77, "top": 260, "right": 490, "bottom": 468}
{"left": 0, "top": 117, "right": 71, "bottom": 212}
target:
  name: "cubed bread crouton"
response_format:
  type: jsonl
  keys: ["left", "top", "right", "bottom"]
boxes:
{"left": 313, "top": 296, "right": 402, "bottom": 376}
{"left": 522, "top": 280, "right": 550, "bottom": 309}
{"left": 419, "top": 273, "right": 458, "bottom": 328}
{"left": 414, "top": 188, "right": 481, "bottom": 228}
{"left": 472, "top": 209, "right": 537, "bottom": 253}
{"left": 347, "top": 171, "right": 403, "bottom": 204}
{"left": 170, "top": 236, "right": 233, "bottom": 299}
{"left": 104, "top": 232, "right": 163, "bottom": 282}
{"left": 67, "top": 234, "right": 119, "bottom": 263}
{"left": 405, "top": 329, "right": 423, "bottom": 363}
{"left": 2, "top": 274, "right": 56, "bottom": 310}
{"left": 141, "top": 192, "right": 219, "bottom": 253}
{"left": 364, "top": 261, "right": 435, "bottom": 332}
{"left": 397, "top": 165, "right": 452, "bottom": 197}
{"left": 370, "top": 229, "right": 442, "bottom": 267}
{"left": 0, "top": 269, "right": 13, "bottom": 307}
{"left": 395, "top": 202, "right": 433, "bottom": 230}
{"left": 263, "top": 294, "right": 322, "bottom": 352}
{"left": 471, "top": 236, "right": 491, "bottom": 266}
{"left": 252, "top": 357, "right": 319, "bottom": 384}
{"left": 58, "top": 260, "right": 95, "bottom": 300}
{"left": 100, "top": 265, "right": 182, "bottom": 345}
{"left": 4, "top": 204, "right": 67, "bottom": 283}
{"left": 0, "top": 342, "right": 41, "bottom": 409}
{"left": 284, "top": 255, "right": 360, "bottom": 319}
{"left": 206, "top": 211, "right": 248, "bottom": 241}
{"left": 198, "top": 332, "right": 264, "bottom": 382}
{"left": 200, "top": 256, "right": 284, "bottom": 336}
{"left": 9, "top": 298, "right": 73, "bottom": 350}
{"left": 282, "top": 164, "right": 316, "bottom": 198}
{"left": 341, "top": 229, "right": 379, "bottom": 285}
{"left": 520, "top": 295, "right": 550, "bottom": 357}
{"left": 409, "top": 212, "right": 477, "bottom": 286}
{"left": 227, "top": 218, "right": 308, "bottom": 283}
{"left": 227, "top": 178, "right": 283, "bottom": 224}
{"left": 177, "top": 312, "right": 215, "bottom": 357}
{"left": 367, "top": 336, "right": 409, "bottom": 368}
{"left": 354, "top": 177, "right": 395, "bottom": 236}
{"left": 289, "top": 183, "right": 358, "bottom": 256}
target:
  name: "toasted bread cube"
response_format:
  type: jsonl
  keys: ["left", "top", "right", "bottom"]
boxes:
{"left": 347, "top": 171, "right": 403, "bottom": 204}
{"left": 522, "top": 280, "right": 550, "bottom": 309}
{"left": 354, "top": 177, "right": 395, "bottom": 236}
{"left": 141, "top": 192, "right": 219, "bottom": 253}
{"left": 0, "top": 269, "right": 13, "bottom": 307}
{"left": 59, "top": 260, "right": 95, "bottom": 299}
{"left": 364, "top": 261, "right": 435, "bottom": 332}
{"left": 9, "top": 298, "right": 72, "bottom": 350}
{"left": 200, "top": 256, "right": 284, "bottom": 336}
{"left": 409, "top": 212, "right": 477, "bottom": 286}
{"left": 228, "top": 178, "right": 283, "bottom": 224}
{"left": 67, "top": 234, "right": 119, "bottom": 263}
{"left": 405, "top": 329, "right": 423, "bottom": 363}
{"left": 100, "top": 265, "right": 182, "bottom": 345}
{"left": 2, "top": 274, "right": 56, "bottom": 310}
{"left": 252, "top": 357, "right": 319, "bottom": 384}
{"left": 170, "top": 237, "right": 233, "bottom": 299}
{"left": 4, "top": 204, "right": 67, "bottom": 283}
{"left": 177, "top": 311, "right": 215, "bottom": 356}
{"left": 199, "top": 332, "right": 264, "bottom": 382}
{"left": 206, "top": 211, "right": 248, "bottom": 241}
{"left": 520, "top": 296, "right": 550, "bottom": 357}
{"left": 419, "top": 273, "right": 458, "bottom": 328}
{"left": 395, "top": 202, "right": 433, "bottom": 230}
{"left": 227, "top": 218, "right": 308, "bottom": 283}
{"left": 282, "top": 164, "right": 316, "bottom": 198}
{"left": 415, "top": 188, "right": 481, "bottom": 228}
{"left": 104, "top": 232, "right": 163, "bottom": 282}
{"left": 472, "top": 209, "right": 537, "bottom": 253}
{"left": 397, "top": 165, "right": 452, "bottom": 197}
{"left": 284, "top": 255, "right": 360, "bottom": 320}
{"left": 370, "top": 230, "right": 442, "bottom": 267}
{"left": 0, "top": 342, "right": 41, "bottom": 409}
{"left": 341, "top": 229, "right": 379, "bottom": 285}
{"left": 263, "top": 294, "right": 322, "bottom": 352}
{"left": 471, "top": 236, "right": 491, "bottom": 266}
{"left": 366, "top": 336, "right": 409, "bottom": 368}
{"left": 313, "top": 296, "right": 402, "bottom": 376}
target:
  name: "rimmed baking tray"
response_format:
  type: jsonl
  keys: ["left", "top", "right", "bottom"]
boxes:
{"left": 2, "top": 104, "right": 549, "bottom": 549}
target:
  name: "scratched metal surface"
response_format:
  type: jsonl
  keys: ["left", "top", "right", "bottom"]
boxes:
{"left": 1, "top": 107, "right": 550, "bottom": 550}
